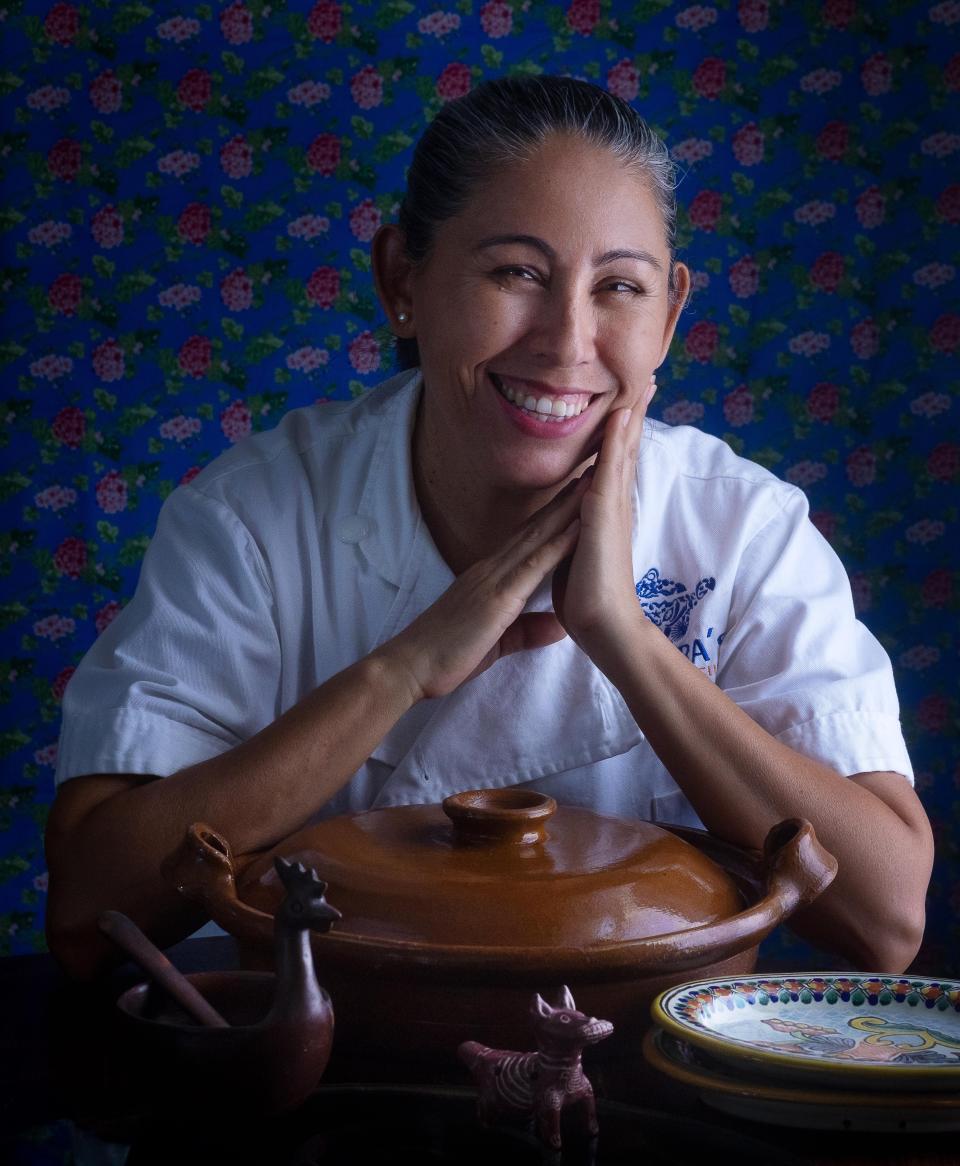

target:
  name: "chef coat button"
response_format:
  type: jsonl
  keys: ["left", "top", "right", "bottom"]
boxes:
{"left": 338, "top": 514, "right": 373, "bottom": 544}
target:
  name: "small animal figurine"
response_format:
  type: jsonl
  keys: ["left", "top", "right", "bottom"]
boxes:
{"left": 457, "top": 985, "right": 614, "bottom": 1152}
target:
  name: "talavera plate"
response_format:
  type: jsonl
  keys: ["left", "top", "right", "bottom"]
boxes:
{"left": 651, "top": 973, "right": 960, "bottom": 1090}
{"left": 642, "top": 1027, "right": 960, "bottom": 1133}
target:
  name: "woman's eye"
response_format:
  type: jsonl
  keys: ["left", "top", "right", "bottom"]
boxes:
{"left": 495, "top": 266, "right": 538, "bottom": 282}
{"left": 603, "top": 280, "right": 643, "bottom": 296}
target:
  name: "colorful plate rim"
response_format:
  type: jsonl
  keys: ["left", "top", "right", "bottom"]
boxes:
{"left": 651, "top": 972, "right": 960, "bottom": 1085}
{"left": 641, "top": 1026, "right": 960, "bottom": 1111}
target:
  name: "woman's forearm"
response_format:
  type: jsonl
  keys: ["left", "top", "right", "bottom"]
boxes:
{"left": 46, "top": 480, "right": 588, "bottom": 980}
{"left": 45, "top": 650, "right": 420, "bottom": 979}
{"left": 590, "top": 610, "right": 934, "bottom": 972}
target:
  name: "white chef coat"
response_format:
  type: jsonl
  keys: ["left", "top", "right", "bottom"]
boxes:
{"left": 55, "top": 368, "right": 913, "bottom": 828}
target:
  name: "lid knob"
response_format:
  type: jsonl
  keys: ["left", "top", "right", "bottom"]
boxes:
{"left": 442, "top": 789, "right": 557, "bottom": 846}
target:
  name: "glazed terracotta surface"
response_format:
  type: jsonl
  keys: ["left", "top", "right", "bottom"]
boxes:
{"left": 237, "top": 791, "right": 745, "bottom": 950}
{"left": 166, "top": 790, "right": 837, "bottom": 1062}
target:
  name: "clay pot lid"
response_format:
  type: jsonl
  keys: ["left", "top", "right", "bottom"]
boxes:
{"left": 236, "top": 789, "right": 746, "bottom": 952}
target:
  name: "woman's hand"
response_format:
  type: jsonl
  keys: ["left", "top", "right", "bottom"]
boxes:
{"left": 378, "top": 472, "right": 591, "bottom": 701}
{"left": 552, "top": 380, "right": 654, "bottom": 667}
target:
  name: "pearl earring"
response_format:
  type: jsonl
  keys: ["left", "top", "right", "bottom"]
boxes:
{"left": 397, "top": 312, "right": 408, "bottom": 323}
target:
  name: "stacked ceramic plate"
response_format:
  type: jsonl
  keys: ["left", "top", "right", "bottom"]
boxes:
{"left": 644, "top": 973, "right": 960, "bottom": 1132}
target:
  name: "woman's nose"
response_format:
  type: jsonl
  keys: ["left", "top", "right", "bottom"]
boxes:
{"left": 530, "top": 287, "right": 596, "bottom": 369}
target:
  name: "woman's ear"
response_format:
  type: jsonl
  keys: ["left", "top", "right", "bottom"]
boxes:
{"left": 372, "top": 224, "right": 416, "bottom": 334}
{"left": 658, "top": 260, "right": 691, "bottom": 364}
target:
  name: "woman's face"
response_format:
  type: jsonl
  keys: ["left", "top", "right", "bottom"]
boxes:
{"left": 406, "top": 134, "right": 689, "bottom": 495}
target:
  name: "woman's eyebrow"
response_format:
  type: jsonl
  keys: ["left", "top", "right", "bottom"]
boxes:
{"left": 474, "top": 235, "right": 663, "bottom": 272}
{"left": 596, "top": 248, "right": 663, "bottom": 272}
{"left": 474, "top": 233, "right": 556, "bottom": 259}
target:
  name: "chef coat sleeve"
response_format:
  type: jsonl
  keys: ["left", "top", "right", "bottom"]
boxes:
{"left": 54, "top": 484, "right": 280, "bottom": 784}
{"left": 715, "top": 487, "right": 914, "bottom": 783}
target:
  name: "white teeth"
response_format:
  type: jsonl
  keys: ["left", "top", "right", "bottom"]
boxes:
{"left": 492, "top": 375, "right": 587, "bottom": 421}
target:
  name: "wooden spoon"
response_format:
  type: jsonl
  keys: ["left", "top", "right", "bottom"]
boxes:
{"left": 99, "top": 910, "right": 230, "bottom": 1028}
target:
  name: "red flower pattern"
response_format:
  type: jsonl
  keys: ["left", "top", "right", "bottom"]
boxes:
{"left": 737, "top": 0, "right": 769, "bottom": 31}
{"left": 732, "top": 122, "right": 764, "bottom": 166}
{"left": 220, "top": 399, "right": 252, "bottom": 442}
{"left": 92, "top": 339, "right": 124, "bottom": 382}
{"left": 936, "top": 184, "right": 960, "bottom": 225}
{"left": 480, "top": 1, "right": 513, "bottom": 37}
{"left": 177, "top": 202, "right": 211, "bottom": 245}
{"left": 928, "top": 443, "right": 960, "bottom": 481}
{"left": 96, "top": 470, "right": 128, "bottom": 514}
{"left": 348, "top": 331, "right": 381, "bottom": 374}
{"left": 53, "top": 536, "right": 87, "bottom": 579}
{"left": 692, "top": 57, "right": 726, "bottom": 99}
{"left": 850, "top": 317, "right": 880, "bottom": 359}
{"left": 306, "top": 266, "right": 340, "bottom": 308}
{"left": 220, "top": 268, "right": 253, "bottom": 311}
{"left": 861, "top": 52, "right": 893, "bottom": 95}
{"left": 351, "top": 65, "right": 383, "bottom": 109}
{"left": 845, "top": 445, "right": 877, "bottom": 486}
{"left": 91, "top": 204, "right": 124, "bottom": 249}
{"left": 436, "top": 63, "right": 472, "bottom": 101}
{"left": 48, "top": 273, "right": 83, "bottom": 316}
{"left": 566, "top": 0, "right": 600, "bottom": 34}
{"left": 220, "top": 1, "right": 253, "bottom": 44}
{"left": 349, "top": 199, "right": 381, "bottom": 242}
{"left": 685, "top": 320, "right": 719, "bottom": 363}
{"left": 306, "top": 133, "right": 341, "bottom": 176}
{"left": 930, "top": 314, "right": 960, "bottom": 353}
{"left": 220, "top": 135, "right": 253, "bottom": 179}
{"left": 607, "top": 59, "right": 639, "bottom": 101}
{"left": 178, "top": 335, "right": 212, "bottom": 378}
{"left": 809, "top": 251, "right": 845, "bottom": 293}
{"left": 88, "top": 69, "right": 122, "bottom": 114}
{"left": 855, "top": 185, "right": 886, "bottom": 228}
{"left": 922, "top": 569, "right": 953, "bottom": 607}
{"left": 177, "top": 68, "right": 212, "bottom": 112}
{"left": 728, "top": 255, "right": 759, "bottom": 298}
{"left": 723, "top": 385, "right": 754, "bottom": 426}
{"left": 95, "top": 601, "right": 122, "bottom": 633}
{"left": 821, "top": 0, "right": 855, "bottom": 28}
{"left": 807, "top": 382, "right": 839, "bottom": 422}
{"left": 47, "top": 138, "right": 82, "bottom": 182}
{"left": 51, "top": 406, "right": 85, "bottom": 448}
{"left": 688, "top": 190, "right": 723, "bottom": 231}
{"left": 51, "top": 666, "right": 76, "bottom": 702}
{"left": 44, "top": 2, "right": 79, "bottom": 45}
{"left": 307, "top": 1, "right": 342, "bottom": 42}
{"left": 815, "top": 121, "right": 849, "bottom": 161}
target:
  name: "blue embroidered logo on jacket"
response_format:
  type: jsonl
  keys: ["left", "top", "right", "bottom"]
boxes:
{"left": 635, "top": 568, "right": 716, "bottom": 643}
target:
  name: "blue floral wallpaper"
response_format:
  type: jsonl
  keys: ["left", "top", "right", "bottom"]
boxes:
{"left": 1, "top": 0, "right": 957, "bottom": 974}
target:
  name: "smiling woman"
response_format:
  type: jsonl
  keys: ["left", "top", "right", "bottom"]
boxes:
{"left": 44, "top": 76, "right": 932, "bottom": 982}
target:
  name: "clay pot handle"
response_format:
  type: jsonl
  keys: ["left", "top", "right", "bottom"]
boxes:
{"left": 627, "top": 817, "right": 838, "bottom": 972}
{"left": 762, "top": 817, "right": 838, "bottom": 909}
{"left": 443, "top": 789, "right": 556, "bottom": 846}
{"left": 161, "top": 822, "right": 275, "bottom": 945}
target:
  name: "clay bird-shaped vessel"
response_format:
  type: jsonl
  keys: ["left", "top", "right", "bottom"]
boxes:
{"left": 114, "top": 848, "right": 341, "bottom": 1120}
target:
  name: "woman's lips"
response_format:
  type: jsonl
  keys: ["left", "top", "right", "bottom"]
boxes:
{"left": 489, "top": 373, "right": 594, "bottom": 422}
{"left": 488, "top": 372, "right": 599, "bottom": 439}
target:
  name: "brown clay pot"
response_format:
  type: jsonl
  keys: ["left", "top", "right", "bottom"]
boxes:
{"left": 164, "top": 790, "right": 836, "bottom": 1069}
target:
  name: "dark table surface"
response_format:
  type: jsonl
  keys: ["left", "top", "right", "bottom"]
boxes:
{"left": 2, "top": 937, "right": 958, "bottom": 1166}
